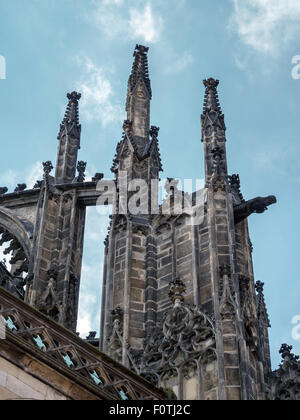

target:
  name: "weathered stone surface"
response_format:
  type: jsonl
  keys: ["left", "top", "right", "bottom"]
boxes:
{"left": 0, "top": 46, "right": 282, "bottom": 401}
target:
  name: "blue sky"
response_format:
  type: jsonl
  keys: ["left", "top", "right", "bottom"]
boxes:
{"left": 0, "top": 0, "right": 300, "bottom": 368}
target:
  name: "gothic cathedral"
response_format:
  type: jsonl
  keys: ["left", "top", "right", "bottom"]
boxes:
{"left": 0, "top": 46, "right": 299, "bottom": 400}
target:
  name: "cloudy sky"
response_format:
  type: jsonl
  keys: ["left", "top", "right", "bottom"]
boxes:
{"left": 0, "top": 0, "right": 300, "bottom": 368}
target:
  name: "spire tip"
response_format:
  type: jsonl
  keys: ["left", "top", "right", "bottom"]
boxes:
{"left": 134, "top": 44, "right": 149, "bottom": 56}
{"left": 67, "top": 91, "right": 81, "bottom": 103}
{"left": 203, "top": 78, "right": 219, "bottom": 89}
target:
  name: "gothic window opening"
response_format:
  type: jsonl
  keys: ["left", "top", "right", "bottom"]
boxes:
{"left": 62, "top": 352, "right": 76, "bottom": 368}
{"left": 5, "top": 316, "right": 19, "bottom": 331}
{"left": 90, "top": 370, "right": 104, "bottom": 386}
{"left": 77, "top": 207, "right": 110, "bottom": 342}
{"left": 0, "top": 225, "right": 29, "bottom": 300}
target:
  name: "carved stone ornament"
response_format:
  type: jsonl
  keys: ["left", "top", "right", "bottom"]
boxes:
{"left": 268, "top": 344, "right": 300, "bottom": 400}
{"left": 135, "top": 301, "right": 216, "bottom": 386}
{"left": 239, "top": 275, "right": 258, "bottom": 352}
{"left": 229, "top": 174, "right": 244, "bottom": 205}
{"left": 0, "top": 226, "right": 29, "bottom": 287}
{"left": 169, "top": 278, "right": 186, "bottom": 305}
{"left": 113, "top": 215, "right": 127, "bottom": 233}
{"left": 255, "top": 281, "right": 271, "bottom": 328}
{"left": 107, "top": 307, "right": 124, "bottom": 363}
{"left": 36, "top": 268, "right": 61, "bottom": 322}
{"left": 42, "top": 161, "right": 54, "bottom": 197}
{"left": 75, "top": 161, "right": 87, "bottom": 183}
{"left": 219, "top": 265, "right": 236, "bottom": 321}
{"left": 234, "top": 196, "right": 277, "bottom": 224}
{"left": 209, "top": 147, "right": 227, "bottom": 192}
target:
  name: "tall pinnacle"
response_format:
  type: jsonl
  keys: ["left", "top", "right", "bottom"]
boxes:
{"left": 201, "top": 78, "right": 227, "bottom": 180}
{"left": 255, "top": 281, "right": 271, "bottom": 328}
{"left": 58, "top": 92, "right": 81, "bottom": 140}
{"left": 55, "top": 92, "right": 82, "bottom": 184}
{"left": 126, "top": 45, "right": 152, "bottom": 142}
{"left": 127, "top": 44, "right": 152, "bottom": 106}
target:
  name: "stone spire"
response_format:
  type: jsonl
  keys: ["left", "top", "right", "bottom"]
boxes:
{"left": 201, "top": 78, "right": 228, "bottom": 182}
{"left": 255, "top": 281, "right": 271, "bottom": 327}
{"left": 126, "top": 45, "right": 152, "bottom": 144}
{"left": 127, "top": 44, "right": 152, "bottom": 104}
{"left": 55, "top": 92, "right": 82, "bottom": 184}
{"left": 111, "top": 46, "right": 162, "bottom": 182}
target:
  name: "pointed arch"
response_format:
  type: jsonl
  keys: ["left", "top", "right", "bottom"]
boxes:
{"left": 0, "top": 207, "right": 33, "bottom": 260}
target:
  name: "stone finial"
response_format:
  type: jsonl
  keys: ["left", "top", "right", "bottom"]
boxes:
{"left": 134, "top": 44, "right": 149, "bottom": 55}
{"left": 255, "top": 281, "right": 264, "bottom": 294}
{"left": 76, "top": 161, "right": 87, "bottom": 183}
{"left": 202, "top": 78, "right": 223, "bottom": 118}
{"left": 67, "top": 91, "right": 81, "bottom": 104}
{"left": 169, "top": 278, "right": 186, "bottom": 305}
{"left": 279, "top": 344, "right": 299, "bottom": 363}
{"left": 58, "top": 92, "right": 81, "bottom": 140}
{"left": 280, "top": 344, "right": 293, "bottom": 359}
{"left": 43, "top": 161, "right": 53, "bottom": 174}
{"left": 42, "top": 161, "right": 54, "bottom": 197}
{"left": 123, "top": 120, "right": 132, "bottom": 132}
{"left": 150, "top": 126, "right": 160, "bottom": 138}
{"left": 229, "top": 174, "right": 240, "bottom": 189}
{"left": 203, "top": 78, "right": 219, "bottom": 89}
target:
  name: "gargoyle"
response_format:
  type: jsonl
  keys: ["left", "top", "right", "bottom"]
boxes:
{"left": 234, "top": 195, "right": 277, "bottom": 224}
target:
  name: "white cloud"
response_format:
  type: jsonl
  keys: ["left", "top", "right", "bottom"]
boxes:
{"left": 77, "top": 310, "right": 93, "bottom": 339}
{"left": 77, "top": 262, "right": 104, "bottom": 338}
{"left": 85, "top": 207, "right": 110, "bottom": 241}
{"left": 75, "top": 56, "right": 124, "bottom": 126}
{"left": 129, "top": 3, "right": 163, "bottom": 43}
{"left": 92, "top": 0, "right": 127, "bottom": 39}
{"left": 90, "top": 0, "right": 163, "bottom": 44}
{"left": 25, "top": 161, "right": 43, "bottom": 189}
{"left": 103, "top": 0, "right": 124, "bottom": 5}
{"left": 0, "top": 161, "right": 43, "bottom": 192}
{"left": 0, "top": 169, "right": 18, "bottom": 189}
{"left": 229, "top": 0, "right": 300, "bottom": 55}
{"left": 165, "top": 51, "right": 194, "bottom": 74}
